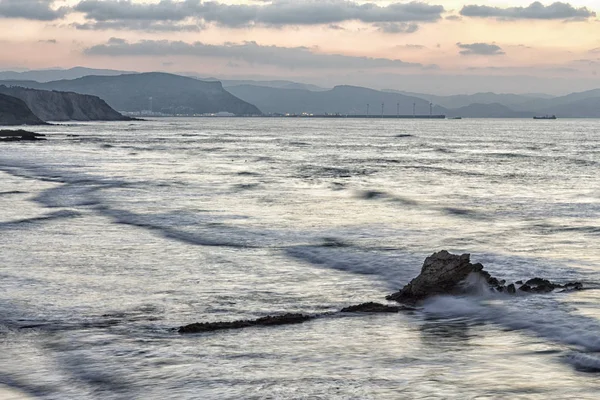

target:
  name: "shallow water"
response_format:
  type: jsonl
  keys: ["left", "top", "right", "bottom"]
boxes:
{"left": 1, "top": 118, "right": 599, "bottom": 399}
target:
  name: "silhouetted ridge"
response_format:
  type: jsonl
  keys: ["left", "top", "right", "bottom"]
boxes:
{"left": 0, "top": 86, "right": 132, "bottom": 122}
{"left": 0, "top": 93, "right": 46, "bottom": 125}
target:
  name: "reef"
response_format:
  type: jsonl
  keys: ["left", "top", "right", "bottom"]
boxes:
{"left": 179, "top": 250, "right": 584, "bottom": 334}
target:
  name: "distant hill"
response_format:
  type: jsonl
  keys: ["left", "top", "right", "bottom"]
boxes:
{"left": 226, "top": 84, "right": 445, "bottom": 115}
{"left": 447, "top": 103, "right": 533, "bottom": 118}
{"left": 0, "top": 67, "right": 134, "bottom": 83}
{"left": 0, "top": 86, "right": 132, "bottom": 122}
{"left": 219, "top": 79, "right": 327, "bottom": 92}
{"left": 537, "top": 96, "right": 600, "bottom": 118}
{"left": 520, "top": 89, "right": 600, "bottom": 113}
{"left": 388, "top": 88, "right": 600, "bottom": 117}
{"left": 385, "top": 90, "right": 551, "bottom": 109}
{"left": 0, "top": 73, "right": 262, "bottom": 116}
{"left": 0, "top": 93, "right": 46, "bottom": 126}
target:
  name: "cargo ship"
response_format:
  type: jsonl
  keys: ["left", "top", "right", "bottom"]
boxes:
{"left": 533, "top": 115, "right": 557, "bottom": 120}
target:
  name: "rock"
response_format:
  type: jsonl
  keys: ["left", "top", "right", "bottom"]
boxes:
{"left": 178, "top": 313, "right": 313, "bottom": 334}
{"left": 523, "top": 278, "right": 556, "bottom": 293}
{"left": 386, "top": 250, "right": 484, "bottom": 302}
{"left": 0, "top": 129, "right": 46, "bottom": 142}
{"left": 519, "top": 284, "right": 531, "bottom": 292}
{"left": 507, "top": 283, "right": 516, "bottom": 294}
{"left": 340, "top": 302, "right": 412, "bottom": 313}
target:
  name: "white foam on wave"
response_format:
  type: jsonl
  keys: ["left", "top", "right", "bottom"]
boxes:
{"left": 423, "top": 291, "right": 600, "bottom": 354}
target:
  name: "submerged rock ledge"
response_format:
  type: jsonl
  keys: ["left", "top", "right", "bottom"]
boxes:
{"left": 0, "top": 129, "right": 46, "bottom": 142}
{"left": 178, "top": 313, "right": 312, "bottom": 334}
{"left": 178, "top": 250, "right": 584, "bottom": 334}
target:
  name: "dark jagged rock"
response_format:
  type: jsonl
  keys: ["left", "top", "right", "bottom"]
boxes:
{"left": 178, "top": 313, "right": 313, "bottom": 334}
{"left": 386, "top": 250, "right": 483, "bottom": 302}
{"left": 387, "top": 250, "right": 585, "bottom": 303}
{"left": 0, "top": 129, "right": 46, "bottom": 142}
{"left": 340, "top": 302, "right": 411, "bottom": 313}
{"left": 522, "top": 278, "right": 555, "bottom": 293}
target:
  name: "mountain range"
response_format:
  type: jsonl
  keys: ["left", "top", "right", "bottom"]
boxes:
{"left": 2, "top": 67, "right": 600, "bottom": 118}
{"left": 227, "top": 85, "right": 600, "bottom": 118}
{"left": 226, "top": 84, "right": 440, "bottom": 116}
{"left": 0, "top": 67, "right": 133, "bottom": 83}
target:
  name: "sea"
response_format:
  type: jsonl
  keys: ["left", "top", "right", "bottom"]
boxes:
{"left": 0, "top": 118, "right": 599, "bottom": 399}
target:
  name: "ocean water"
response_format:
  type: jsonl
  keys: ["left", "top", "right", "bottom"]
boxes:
{"left": 0, "top": 118, "right": 599, "bottom": 399}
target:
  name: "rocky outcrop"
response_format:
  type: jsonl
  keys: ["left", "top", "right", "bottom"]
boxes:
{"left": 386, "top": 250, "right": 484, "bottom": 302}
{"left": 0, "top": 129, "right": 46, "bottom": 141}
{"left": 0, "top": 86, "right": 133, "bottom": 122}
{"left": 0, "top": 93, "right": 46, "bottom": 125}
{"left": 179, "top": 251, "right": 584, "bottom": 334}
{"left": 387, "top": 250, "right": 583, "bottom": 303}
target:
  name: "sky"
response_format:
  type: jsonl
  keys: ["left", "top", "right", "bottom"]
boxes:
{"left": 0, "top": 0, "right": 599, "bottom": 94}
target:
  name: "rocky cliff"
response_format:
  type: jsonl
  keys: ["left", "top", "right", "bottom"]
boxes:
{"left": 0, "top": 93, "right": 46, "bottom": 126}
{"left": 0, "top": 86, "right": 132, "bottom": 122}
{"left": 0, "top": 73, "right": 263, "bottom": 116}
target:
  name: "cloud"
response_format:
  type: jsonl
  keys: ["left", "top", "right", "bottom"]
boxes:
{"left": 38, "top": 39, "right": 57, "bottom": 44}
{"left": 460, "top": 2, "right": 596, "bottom": 21}
{"left": 73, "top": 0, "right": 445, "bottom": 30}
{"left": 84, "top": 38, "right": 431, "bottom": 70}
{"left": 397, "top": 44, "right": 426, "bottom": 50}
{"left": 72, "top": 20, "right": 203, "bottom": 32}
{"left": 457, "top": 42, "right": 505, "bottom": 56}
{"left": 0, "top": 0, "right": 68, "bottom": 21}
{"left": 373, "top": 22, "right": 419, "bottom": 34}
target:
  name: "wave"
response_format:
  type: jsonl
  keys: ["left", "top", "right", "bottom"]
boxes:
{"left": 422, "top": 289, "right": 600, "bottom": 371}
{"left": 565, "top": 352, "right": 600, "bottom": 372}
{"left": 285, "top": 245, "right": 423, "bottom": 289}
{"left": 0, "top": 210, "right": 81, "bottom": 230}
{"left": 0, "top": 190, "right": 27, "bottom": 197}
{"left": 296, "top": 165, "right": 375, "bottom": 179}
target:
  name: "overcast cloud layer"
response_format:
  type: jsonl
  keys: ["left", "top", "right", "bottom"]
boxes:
{"left": 460, "top": 1, "right": 596, "bottom": 20}
{"left": 1, "top": 1, "right": 596, "bottom": 29}
{"left": 0, "top": 1, "right": 599, "bottom": 94}
{"left": 71, "top": 0, "right": 446, "bottom": 30}
{"left": 85, "top": 38, "right": 433, "bottom": 70}
{"left": 0, "top": 0, "right": 67, "bottom": 21}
